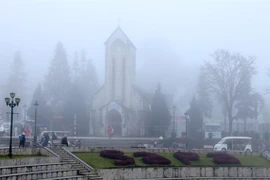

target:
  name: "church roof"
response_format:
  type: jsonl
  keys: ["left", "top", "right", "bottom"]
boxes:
{"left": 104, "top": 26, "right": 136, "bottom": 49}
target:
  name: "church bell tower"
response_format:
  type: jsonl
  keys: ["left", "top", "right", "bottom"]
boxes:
{"left": 104, "top": 26, "right": 136, "bottom": 107}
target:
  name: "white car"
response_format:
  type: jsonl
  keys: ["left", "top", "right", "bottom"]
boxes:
{"left": 214, "top": 136, "right": 252, "bottom": 153}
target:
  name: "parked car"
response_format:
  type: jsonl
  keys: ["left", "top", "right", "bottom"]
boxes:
{"left": 214, "top": 136, "right": 252, "bottom": 152}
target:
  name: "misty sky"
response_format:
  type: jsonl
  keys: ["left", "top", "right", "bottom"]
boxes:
{"left": 0, "top": 0, "right": 270, "bottom": 100}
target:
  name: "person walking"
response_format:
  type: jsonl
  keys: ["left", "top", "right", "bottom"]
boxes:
{"left": 61, "top": 136, "right": 68, "bottom": 147}
{"left": 19, "top": 132, "right": 26, "bottom": 147}
{"left": 107, "top": 125, "right": 114, "bottom": 139}
{"left": 52, "top": 132, "right": 57, "bottom": 146}
{"left": 42, "top": 132, "right": 50, "bottom": 147}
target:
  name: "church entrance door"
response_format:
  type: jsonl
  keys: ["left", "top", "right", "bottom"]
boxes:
{"left": 106, "top": 110, "right": 122, "bottom": 136}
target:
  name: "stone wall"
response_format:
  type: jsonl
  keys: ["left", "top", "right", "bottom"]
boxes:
{"left": 98, "top": 167, "right": 270, "bottom": 180}
{"left": 0, "top": 148, "right": 53, "bottom": 156}
{"left": 0, "top": 157, "right": 59, "bottom": 166}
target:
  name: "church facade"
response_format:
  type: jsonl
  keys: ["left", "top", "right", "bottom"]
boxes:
{"left": 90, "top": 27, "right": 151, "bottom": 137}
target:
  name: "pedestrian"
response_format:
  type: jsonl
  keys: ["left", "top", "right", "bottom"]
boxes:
{"left": 19, "top": 132, "right": 26, "bottom": 147}
{"left": 107, "top": 125, "right": 114, "bottom": 138}
{"left": 42, "top": 132, "right": 50, "bottom": 147}
{"left": 61, "top": 136, "right": 68, "bottom": 147}
{"left": 52, "top": 132, "right": 57, "bottom": 146}
{"left": 111, "top": 126, "right": 114, "bottom": 137}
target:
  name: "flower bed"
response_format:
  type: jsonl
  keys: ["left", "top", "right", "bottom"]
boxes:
{"left": 206, "top": 152, "right": 241, "bottom": 165}
{"left": 206, "top": 152, "right": 226, "bottom": 158}
{"left": 173, "top": 152, "right": 199, "bottom": 165}
{"left": 100, "top": 150, "right": 135, "bottom": 166}
{"left": 133, "top": 152, "right": 171, "bottom": 165}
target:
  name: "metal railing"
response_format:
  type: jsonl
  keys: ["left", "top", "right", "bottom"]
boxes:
{"left": 62, "top": 147, "right": 94, "bottom": 170}
{"left": 44, "top": 147, "right": 60, "bottom": 157}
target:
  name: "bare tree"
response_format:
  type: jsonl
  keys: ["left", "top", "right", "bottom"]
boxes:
{"left": 204, "top": 49, "right": 256, "bottom": 134}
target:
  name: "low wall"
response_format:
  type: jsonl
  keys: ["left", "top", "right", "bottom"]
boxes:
{"left": 67, "top": 147, "right": 261, "bottom": 156}
{"left": 0, "top": 156, "right": 59, "bottom": 166}
{"left": 0, "top": 148, "right": 53, "bottom": 156}
{"left": 98, "top": 167, "right": 270, "bottom": 180}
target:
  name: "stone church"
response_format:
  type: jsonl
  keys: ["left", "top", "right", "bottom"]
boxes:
{"left": 90, "top": 26, "right": 152, "bottom": 137}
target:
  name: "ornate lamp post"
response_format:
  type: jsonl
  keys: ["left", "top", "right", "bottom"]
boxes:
{"left": 184, "top": 110, "right": 190, "bottom": 150}
{"left": 171, "top": 105, "right": 176, "bottom": 138}
{"left": 4, "top": 92, "right": 21, "bottom": 158}
{"left": 34, "top": 101, "right": 39, "bottom": 146}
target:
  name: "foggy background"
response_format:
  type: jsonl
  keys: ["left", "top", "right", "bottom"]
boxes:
{"left": 0, "top": 0, "right": 269, "bottom": 117}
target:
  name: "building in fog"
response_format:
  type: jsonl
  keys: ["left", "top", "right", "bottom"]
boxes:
{"left": 90, "top": 26, "right": 152, "bottom": 137}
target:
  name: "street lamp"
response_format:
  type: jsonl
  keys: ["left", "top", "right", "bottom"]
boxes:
{"left": 4, "top": 92, "right": 21, "bottom": 158}
{"left": 184, "top": 110, "right": 189, "bottom": 150}
{"left": 33, "top": 101, "right": 39, "bottom": 147}
{"left": 171, "top": 105, "right": 176, "bottom": 138}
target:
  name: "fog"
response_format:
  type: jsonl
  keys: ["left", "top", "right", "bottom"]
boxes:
{"left": 0, "top": 0, "right": 270, "bottom": 123}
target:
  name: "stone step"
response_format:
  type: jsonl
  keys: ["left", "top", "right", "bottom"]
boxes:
{"left": 61, "top": 159, "right": 76, "bottom": 162}
{"left": 42, "top": 175, "right": 87, "bottom": 180}
{"left": 79, "top": 173, "right": 101, "bottom": 178}
{"left": 0, "top": 163, "right": 72, "bottom": 175}
{"left": 0, "top": 169, "right": 80, "bottom": 179}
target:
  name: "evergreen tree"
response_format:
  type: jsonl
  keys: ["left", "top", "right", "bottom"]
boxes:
{"left": 188, "top": 96, "right": 203, "bottom": 134}
{"left": 72, "top": 51, "right": 80, "bottom": 82}
{"left": 5, "top": 51, "right": 27, "bottom": 118}
{"left": 63, "top": 84, "right": 88, "bottom": 136}
{"left": 149, "top": 84, "right": 171, "bottom": 137}
{"left": 27, "top": 84, "right": 52, "bottom": 128}
{"left": 44, "top": 42, "right": 71, "bottom": 115}
{"left": 64, "top": 52, "right": 98, "bottom": 135}
{"left": 79, "top": 59, "right": 98, "bottom": 108}
{"left": 197, "top": 67, "right": 212, "bottom": 118}
{"left": 235, "top": 91, "right": 264, "bottom": 132}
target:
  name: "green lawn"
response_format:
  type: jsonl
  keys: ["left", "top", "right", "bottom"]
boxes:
{"left": 0, "top": 154, "right": 46, "bottom": 160}
{"left": 74, "top": 152, "right": 270, "bottom": 169}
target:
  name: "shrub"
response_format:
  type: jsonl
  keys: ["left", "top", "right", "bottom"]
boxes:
{"left": 114, "top": 156, "right": 135, "bottom": 166}
{"left": 206, "top": 152, "right": 241, "bottom": 165}
{"left": 100, "top": 150, "right": 135, "bottom": 166}
{"left": 213, "top": 156, "right": 241, "bottom": 164}
{"left": 133, "top": 152, "right": 153, "bottom": 157}
{"left": 133, "top": 152, "right": 171, "bottom": 165}
{"left": 173, "top": 152, "right": 199, "bottom": 165}
{"left": 206, "top": 152, "right": 228, "bottom": 158}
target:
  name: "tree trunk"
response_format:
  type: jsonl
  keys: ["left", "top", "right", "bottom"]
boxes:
{"left": 224, "top": 114, "right": 227, "bottom": 132}
{"left": 228, "top": 106, "right": 233, "bottom": 135}
{"left": 229, "top": 118, "right": 233, "bottom": 135}
{"left": 228, "top": 110, "right": 233, "bottom": 135}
